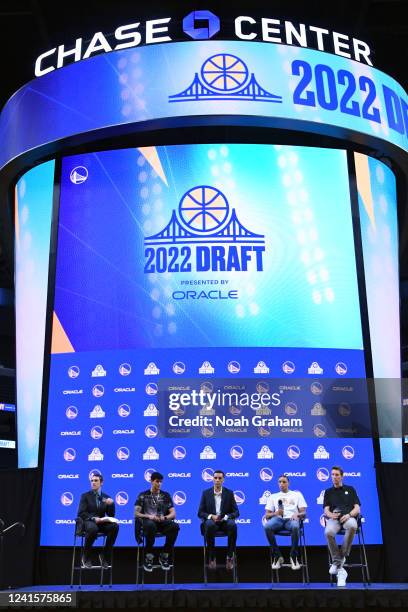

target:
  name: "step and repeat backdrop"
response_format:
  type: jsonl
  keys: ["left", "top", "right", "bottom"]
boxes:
{"left": 35, "top": 143, "right": 392, "bottom": 545}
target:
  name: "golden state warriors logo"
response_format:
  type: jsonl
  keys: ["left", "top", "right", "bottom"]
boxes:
{"left": 144, "top": 185, "right": 265, "bottom": 277}
{"left": 169, "top": 53, "right": 282, "bottom": 103}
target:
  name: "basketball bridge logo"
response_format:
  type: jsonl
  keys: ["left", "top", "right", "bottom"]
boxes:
{"left": 145, "top": 185, "right": 265, "bottom": 275}
{"left": 169, "top": 53, "right": 282, "bottom": 103}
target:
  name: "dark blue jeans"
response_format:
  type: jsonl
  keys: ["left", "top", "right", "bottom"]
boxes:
{"left": 264, "top": 517, "right": 300, "bottom": 556}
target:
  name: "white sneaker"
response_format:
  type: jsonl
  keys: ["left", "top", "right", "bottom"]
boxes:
{"left": 329, "top": 556, "right": 345, "bottom": 575}
{"left": 272, "top": 556, "right": 284, "bottom": 569}
{"left": 337, "top": 568, "right": 348, "bottom": 587}
{"left": 290, "top": 556, "right": 301, "bottom": 570}
{"left": 329, "top": 563, "right": 338, "bottom": 575}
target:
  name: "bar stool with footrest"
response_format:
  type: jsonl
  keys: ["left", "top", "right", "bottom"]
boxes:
{"left": 326, "top": 515, "right": 370, "bottom": 586}
{"left": 70, "top": 517, "right": 113, "bottom": 588}
{"left": 201, "top": 522, "right": 238, "bottom": 583}
{"left": 263, "top": 516, "right": 310, "bottom": 584}
{"left": 135, "top": 518, "right": 175, "bottom": 585}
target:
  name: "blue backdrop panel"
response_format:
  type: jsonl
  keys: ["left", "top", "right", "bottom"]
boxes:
{"left": 40, "top": 143, "right": 382, "bottom": 546}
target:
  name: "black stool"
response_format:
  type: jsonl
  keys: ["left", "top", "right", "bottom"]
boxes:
{"left": 201, "top": 523, "right": 238, "bottom": 583}
{"left": 265, "top": 518, "right": 310, "bottom": 584}
{"left": 70, "top": 517, "right": 113, "bottom": 588}
{"left": 135, "top": 520, "right": 175, "bottom": 585}
{"left": 326, "top": 515, "right": 370, "bottom": 585}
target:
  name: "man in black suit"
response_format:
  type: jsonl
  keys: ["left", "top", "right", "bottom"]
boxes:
{"left": 77, "top": 472, "right": 119, "bottom": 568}
{"left": 198, "top": 469, "right": 239, "bottom": 570}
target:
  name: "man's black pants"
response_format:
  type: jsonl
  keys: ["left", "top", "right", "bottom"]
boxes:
{"left": 83, "top": 520, "right": 119, "bottom": 562}
{"left": 203, "top": 519, "right": 237, "bottom": 558}
{"left": 142, "top": 519, "right": 180, "bottom": 554}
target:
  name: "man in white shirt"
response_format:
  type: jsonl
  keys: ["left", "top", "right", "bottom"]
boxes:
{"left": 263, "top": 474, "right": 307, "bottom": 570}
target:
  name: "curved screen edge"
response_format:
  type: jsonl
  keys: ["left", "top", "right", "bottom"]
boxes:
{"left": 1, "top": 41, "right": 408, "bottom": 173}
{"left": 15, "top": 160, "right": 55, "bottom": 468}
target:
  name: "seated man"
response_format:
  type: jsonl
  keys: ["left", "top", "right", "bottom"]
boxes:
{"left": 77, "top": 472, "right": 119, "bottom": 568}
{"left": 323, "top": 465, "right": 360, "bottom": 587}
{"left": 134, "top": 471, "right": 180, "bottom": 571}
{"left": 198, "top": 469, "right": 239, "bottom": 570}
{"left": 263, "top": 474, "right": 307, "bottom": 570}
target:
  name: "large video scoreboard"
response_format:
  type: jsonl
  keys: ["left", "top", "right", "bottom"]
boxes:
{"left": 2, "top": 19, "right": 404, "bottom": 548}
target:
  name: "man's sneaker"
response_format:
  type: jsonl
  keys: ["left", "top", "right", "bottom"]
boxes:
{"left": 208, "top": 557, "right": 216, "bottom": 570}
{"left": 143, "top": 553, "right": 154, "bottom": 572}
{"left": 271, "top": 556, "right": 284, "bottom": 569}
{"left": 330, "top": 556, "right": 346, "bottom": 575}
{"left": 159, "top": 553, "right": 171, "bottom": 571}
{"left": 337, "top": 567, "right": 348, "bottom": 587}
{"left": 81, "top": 556, "right": 93, "bottom": 569}
{"left": 99, "top": 554, "right": 111, "bottom": 570}
{"left": 290, "top": 555, "right": 301, "bottom": 570}
{"left": 226, "top": 556, "right": 234, "bottom": 571}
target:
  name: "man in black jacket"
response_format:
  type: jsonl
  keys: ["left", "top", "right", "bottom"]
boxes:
{"left": 77, "top": 473, "right": 119, "bottom": 568}
{"left": 198, "top": 469, "right": 239, "bottom": 570}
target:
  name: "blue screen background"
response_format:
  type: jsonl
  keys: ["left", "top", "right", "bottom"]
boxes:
{"left": 40, "top": 144, "right": 382, "bottom": 546}
{"left": 54, "top": 144, "right": 362, "bottom": 350}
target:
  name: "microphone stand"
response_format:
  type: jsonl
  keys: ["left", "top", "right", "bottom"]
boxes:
{"left": 0, "top": 521, "right": 25, "bottom": 590}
